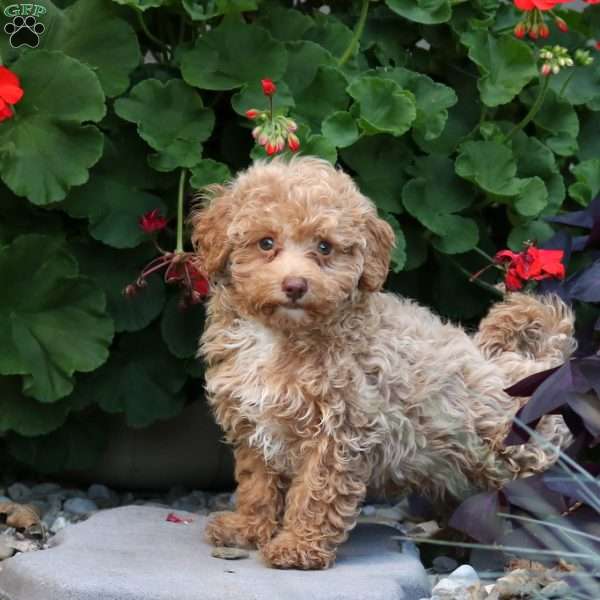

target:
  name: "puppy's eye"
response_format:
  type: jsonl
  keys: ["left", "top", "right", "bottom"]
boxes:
{"left": 258, "top": 237, "right": 275, "bottom": 251}
{"left": 317, "top": 240, "right": 332, "bottom": 255}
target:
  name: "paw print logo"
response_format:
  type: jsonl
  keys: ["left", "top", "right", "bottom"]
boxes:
{"left": 4, "top": 15, "right": 45, "bottom": 49}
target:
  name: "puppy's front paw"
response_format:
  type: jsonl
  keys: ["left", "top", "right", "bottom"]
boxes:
{"left": 205, "top": 511, "right": 276, "bottom": 549}
{"left": 261, "top": 531, "right": 334, "bottom": 570}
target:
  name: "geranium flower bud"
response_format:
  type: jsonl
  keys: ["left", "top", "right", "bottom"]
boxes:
{"left": 246, "top": 109, "right": 260, "bottom": 120}
{"left": 514, "top": 22, "right": 527, "bottom": 38}
{"left": 541, "top": 63, "right": 552, "bottom": 76}
{"left": 265, "top": 142, "right": 278, "bottom": 155}
{"left": 555, "top": 17, "right": 568, "bottom": 32}
{"left": 123, "top": 284, "right": 139, "bottom": 298}
{"left": 252, "top": 126, "right": 261, "bottom": 139}
{"left": 258, "top": 132, "right": 269, "bottom": 146}
{"left": 552, "top": 64, "right": 560, "bottom": 74}
{"left": 529, "top": 24, "right": 539, "bottom": 39}
{"left": 539, "top": 23, "right": 550, "bottom": 38}
{"left": 287, "top": 133, "right": 300, "bottom": 152}
{"left": 286, "top": 119, "right": 298, "bottom": 132}
{"left": 261, "top": 78, "right": 277, "bottom": 96}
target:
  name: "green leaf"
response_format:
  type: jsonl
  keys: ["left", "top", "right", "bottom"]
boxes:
{"left": 0, "top": 235, "right": 114, "bottom": 402}
{"left": 569, "top": 159, "right": 600, "bottom": 206}
{"left": 322, "top": 112, "right": 360, "bottom": 148}
{"left": 401, "top": 225, "right": 428, "bottom": 271}
{"left": 60, "top": 130, "right": 167, "bottom": 249}
{"left": 375, "top": 67, "right": 457, "bottom": 141}
{"left": 114, "top": 79, "right": 214, "bottom": 171}
{"left": 461, "top": 31, "right": 537, "bottom": 107}
{"left": 303, "top": 12, "right": 354, "bottom": 58}
{"left": 161, "top": 295, "right": 205, "bottom": 359}
{"left": 112, "top": 0, "right": 163, "bottom": 9}
{"left": 43, "top": 0, "right": 141, "bottom": 97}
{"left": 382, "top": 213, "right": 407, "bottom": 272}
{"left": 298, "top": 131, "right": 337, "bottom": 164}
{"left": 386, "top": 0, "right": 451, "bottom": 25}
{"left": 71, "top": 242, "right": 166, "bottom": 333}
{"left": 0, "top": 377, "right": 71, "bottom": 436}
{"left": 7, "top": 415, "right": 108, "bottom": 473}
{"left": 578, "top": 111, "right": 600, "bottom": 162}
{"left": 181, "top": 18, "right": 287, "bottom": 91}
{"left": 0, "top": 51, "right": 105, "bottom": 205}
{"left": 189, "top": 159, "right": 231, "bottom": 189}
{"left": 430, "top": 215, "right": 479, "bottom": 254}
{"left": 403, "top": 155, "right": 478, "bottom": 254}
{"left": 341, "top": 136, "right": 412, "bottom": 213}
{"left": 293, "top": 65, "right": 349, "bottom": 130}
{"left": 182, "top": 0, "right": 221, "bottom": 20}
{"left": 527, "top": 88, "right": 579, "bottom": 157}
{"left": 256, "top": 3, "right": 313, "bottom": 41}
{"left": 508, "top": 220, "right": 555, "bottom": 251}
{"left": 347, "top": 76, "right": 416, "bottom": 137}
{"left": 549, "top": 62, "right": 600, "bottom": 108}
{"left": 455, "top": 141, "right": 519, "bottom": 195}
{"left": 284, "top": 41, "right": 335, "bottom": 96}
{"left": 72, "top": 328, "right": 187, "bottom": 428}
{"left": 512, "top": 133, "right": 564, "bottom": 214}
{"left": 514, "top": 177, "right": 548, "bottom": 217}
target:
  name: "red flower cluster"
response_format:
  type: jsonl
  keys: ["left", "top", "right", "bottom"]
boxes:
{"left": 139, "top": 209, "right": 168, "bottom": 233}
{"left": 126, "top": 208, "right": 210, "bottom": 306}
{"left": 245, "top": 78, "right": 300, "bottom": 156}
{"left": 0, "top": 66, "right": 24, "bottom": 122}
{"left": 494, "top": 246, "right": 566, "bottom": 291}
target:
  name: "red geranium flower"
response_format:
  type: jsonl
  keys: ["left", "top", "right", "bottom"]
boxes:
{"left": 0, "top": 66, "right": 24, "bottom": 123}
{"left": 514, "top": 0, "right": 571, "bottom": 10}
{"left": 261, "top": 78, "right": 276, "bottom": 96}
{"left": 495, "top": 246, "right": 565, "bottom": 291}
{"left": 139, "top": 209, "right": 168, "bottom": 233}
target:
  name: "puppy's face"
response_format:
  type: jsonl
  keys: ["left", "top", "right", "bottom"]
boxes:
{"left": 191, "top": 157, "right": 394, "bottom": 330}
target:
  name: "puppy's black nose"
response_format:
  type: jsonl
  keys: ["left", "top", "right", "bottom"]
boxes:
{"left": 282, "top": 277, "right": 308, "bottom": 300}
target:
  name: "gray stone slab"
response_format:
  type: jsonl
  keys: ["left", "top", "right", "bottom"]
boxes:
{"left": 0, "top": 506, "right": 430, "bottom": 600}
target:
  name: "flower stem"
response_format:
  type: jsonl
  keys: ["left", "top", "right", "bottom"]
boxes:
{"left": 338, "top": 0, "right": 369, "bottom": 67}
{"left": 135, "top": 10, "right": 170, "bottom": 52}
{"left": 502, "top": 77, "right": 549, "bottom": 143}
{"left": 558, "top": 71, "right": 575, "bottom": 98}
{"left": 472, "top": 246, "right": 495, "bottom": 263}
{"left": 176, "top": 169, "right": 187, "bottom": 254}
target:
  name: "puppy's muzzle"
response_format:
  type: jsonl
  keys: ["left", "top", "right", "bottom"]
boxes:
{"left": 282, "top": 277, "right": 308, "bottom": 301}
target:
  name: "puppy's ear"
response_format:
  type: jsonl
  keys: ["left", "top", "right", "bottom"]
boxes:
{"left": 359, "top": 211, "right": 395, "bottom": 292}
{"left": 190, "top": 185, "right": 235, "bottom": 277}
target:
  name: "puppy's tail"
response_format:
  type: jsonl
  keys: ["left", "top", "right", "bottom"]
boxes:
{"left": 475, "top": 292, "right": 576, "bottom": 386}
{"left": 475, "top": 293, "right": 576, "bottom": 477}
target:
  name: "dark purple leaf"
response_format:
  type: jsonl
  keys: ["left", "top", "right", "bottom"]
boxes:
{"left": 543, "top": 465, "right": 600, "bottom": 507}
{"left": 449, "top": 491, "right": 506, "bottom": 544}
{"left": 584, "top": 219, "right": 600, "bottom": 250}
{"left": 546, "top": 196, "right": 600, "bottom": 230}
{"left": 504, "top": 366, "right": 560, "bottom": 398}
{"left": 577, "top": 356, "right": 600, "bottom": 395}
{"left": 565, "top": 260, "right": 600, "bottom": 303}
{"left": 502, "top": 475, "right": 567, "bottom": 515}
{"left": 568, "top": 393, "right": 600, "bottom": 438}
{"left": 540, "top": 230, "right": 573, "bottom": 265}
{"left": 505, "top": 364, "right": 574, "bottom": 445}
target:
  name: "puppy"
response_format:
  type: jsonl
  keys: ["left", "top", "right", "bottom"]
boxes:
{"left": 191, "top": 156, "right": 575, "bottom": 570}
